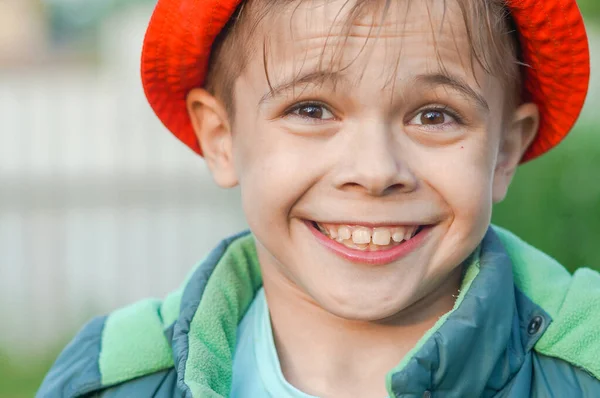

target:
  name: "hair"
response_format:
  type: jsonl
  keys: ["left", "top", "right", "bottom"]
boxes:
{"left": 203, "top": 0, "right": 523, "bottom": 122}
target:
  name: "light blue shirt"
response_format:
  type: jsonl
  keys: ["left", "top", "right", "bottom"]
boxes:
{"left": 231, "top": 288, "right": 316, "bottom": 398}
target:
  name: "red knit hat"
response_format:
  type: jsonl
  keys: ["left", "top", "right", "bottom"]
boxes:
{"left": 141, "top": 0, "right": 590, "bottom": 162}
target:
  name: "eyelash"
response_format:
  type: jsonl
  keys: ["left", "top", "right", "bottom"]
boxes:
{"left": 284, "top": 101, "right": 465, "bottom": 126}
{"left": 410, "top": 105, "right": 465, "bottom": 126}
{"left": 284, "top": 101, "right": 336, "bottom": 122}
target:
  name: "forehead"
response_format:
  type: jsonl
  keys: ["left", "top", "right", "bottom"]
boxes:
{"left": 252, "top": 0, "right": 489, "bottom": 93}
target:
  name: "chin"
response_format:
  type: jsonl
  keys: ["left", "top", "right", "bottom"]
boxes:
{"left": 326, "top": 301, "right": 412, "bottom": 323}
{"left": 313, "top": 283, "right": 419, "bottom": 322}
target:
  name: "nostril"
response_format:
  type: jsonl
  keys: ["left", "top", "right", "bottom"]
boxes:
{"left": 340, "top": 181, "right": 408, "bottom": 196}
{"left": 340, "top": 182, "right": 364, "bottom": 191}
{"left": 383, "top": 183, "right": 407, "bottom": 194}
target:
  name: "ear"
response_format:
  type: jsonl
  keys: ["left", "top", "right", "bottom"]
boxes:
{"left": 186, "top": 88, "right": 238, "bottom": 188}
{"left": 492, "top": 103, "right": 540, "bottom": 203}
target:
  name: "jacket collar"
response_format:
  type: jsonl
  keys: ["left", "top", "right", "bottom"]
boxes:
{"left": 387, "top": 228, "right": 549, "bottom": 397}
{"left": 171, "top": 228, "right": 550, "bottom": 397}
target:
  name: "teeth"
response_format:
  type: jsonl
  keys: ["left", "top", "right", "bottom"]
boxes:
{"left": 355, "top": 243, "right": 369, "bottom": 250}
{"left": 338, "top": 226, "right": 352, "bottom": 240}
{"left": 352, "top": 228, "right": 371, "bottom": 244}
{"left": 392, "top": 227, "right": 407, "bottom": 242}
{"left": 392, "top": 231, "right": 404, "bottom": 243}
{"left": 372, "top": 228, "right": 391, "bottom": 246}
{"left": 328, "top": 227, "right": 338, "bottom": 239}
{"left": 315, "top": 222, "right": 422, "bottom": 248}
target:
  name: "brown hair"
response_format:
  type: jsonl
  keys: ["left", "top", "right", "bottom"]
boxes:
{"left": 204, "top": 0, "right": 522, "bottom": 121}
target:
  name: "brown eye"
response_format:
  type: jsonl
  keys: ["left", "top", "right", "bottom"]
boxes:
{"left": 408, "top": 108, "right": 457, "bottom": 128}
{"left": 420, "top": 110, "right": 445, "bottom": 125}
{"left": 289, "top": 103, "right": 335, "bottom": 121}
{"left": 298, "top": 105, "right": 324, "bottom": 119}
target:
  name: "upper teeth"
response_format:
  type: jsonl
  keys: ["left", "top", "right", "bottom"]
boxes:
{"left": 352, "top": 228, "right": 371, "bottom": 244}
{"left": 338, "top": 226, "right": 351, "bottom": 240}
{"left": 372, "top": 228, "right": 391, "bottom": 245}
{"left": 318, "top": 223, "right": 419, "bottom": 246}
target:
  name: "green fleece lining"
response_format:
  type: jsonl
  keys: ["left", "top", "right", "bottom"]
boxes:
{"left": 494, "top": 226, "right": 600, "bottom": 379}
{"left": 99, "top": 295, "right": 179, "bottom": 386}
{"left": 98, "top": 253, "right": 210, "bottom": 387}
{"left": 384, "top": 246, "right": 482, "bottom": 393}
{"left": 184, "top": 234, "right": 262, "bottom": 397}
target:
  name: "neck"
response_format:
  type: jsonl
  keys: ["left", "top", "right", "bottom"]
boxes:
{"left": 260, "top": 255, "right": 462, "bottom": 398}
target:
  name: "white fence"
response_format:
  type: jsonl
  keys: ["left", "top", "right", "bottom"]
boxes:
{"left": 1, "top": 4, "right": 599, "bottom": 356}
{"left": 0, "top": 4, "right": 247, "bottom": 355}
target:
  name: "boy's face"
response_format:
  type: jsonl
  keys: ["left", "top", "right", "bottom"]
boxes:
{"left": 189, "top": 0, "right": 538, "bottom": 320}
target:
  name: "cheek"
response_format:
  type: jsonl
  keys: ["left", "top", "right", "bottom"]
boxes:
{"left": 418, "top": 143, "right": 496, "bottom": 225}
{"left": 414, "top": 144, "right": 495, "bottom": 274}
{"left": 233, "top": 124, "right": 322, "bottom": 231}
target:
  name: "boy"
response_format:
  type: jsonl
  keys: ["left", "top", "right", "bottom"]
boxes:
{"left": 39, "top": 0, "right": 599, "bottom": 397}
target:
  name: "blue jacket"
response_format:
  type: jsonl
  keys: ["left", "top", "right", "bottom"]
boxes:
{"left": 38, "top": 226, "right": 600, "bottom": 397}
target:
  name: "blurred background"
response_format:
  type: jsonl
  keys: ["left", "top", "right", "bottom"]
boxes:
{"left": 0, "top": 0, "right": 598, "bottom": 396}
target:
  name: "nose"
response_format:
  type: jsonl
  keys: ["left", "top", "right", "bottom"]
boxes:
{"left": 334, "top": 122, "right": 417, "bottom": 196}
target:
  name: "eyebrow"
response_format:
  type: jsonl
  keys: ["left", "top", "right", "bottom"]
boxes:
{"left": 412, "top": 73, "right": 490, "bottom": 112}
{"left": 259, "top": 70, "right": 489, "bottom": 112}
{"left": 258, "top": 70, "right": 346, "bottom": 106}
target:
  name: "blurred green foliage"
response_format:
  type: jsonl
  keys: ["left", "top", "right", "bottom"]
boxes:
{"left": 0, "top": 348, "right": 61, "bottom": 398}
{"left": 493, "top": 121, "right": 600, "bottom": 273}
{"left": 578, "top": 0, "right": 600, "bottom": 21}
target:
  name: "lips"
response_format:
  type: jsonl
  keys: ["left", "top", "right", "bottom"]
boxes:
{"left": 306, "top": 220, "right": 431, "bottom": 265}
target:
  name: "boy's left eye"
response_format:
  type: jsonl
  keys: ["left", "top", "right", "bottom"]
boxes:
{"left": 408, "top": 109, "right": 458, "bottom": 127}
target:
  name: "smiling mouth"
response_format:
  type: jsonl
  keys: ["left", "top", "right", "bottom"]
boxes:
{"left": 310, "top": 221, "right": 425, "bottom": 251}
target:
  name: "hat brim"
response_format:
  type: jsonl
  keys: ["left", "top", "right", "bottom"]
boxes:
{"left": 141, "top": 0, "right": 590, "bottom": 162}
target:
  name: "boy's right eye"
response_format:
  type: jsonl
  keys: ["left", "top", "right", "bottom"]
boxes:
{"left": 286, "top": 102, "right": 336, "bottom": 121}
